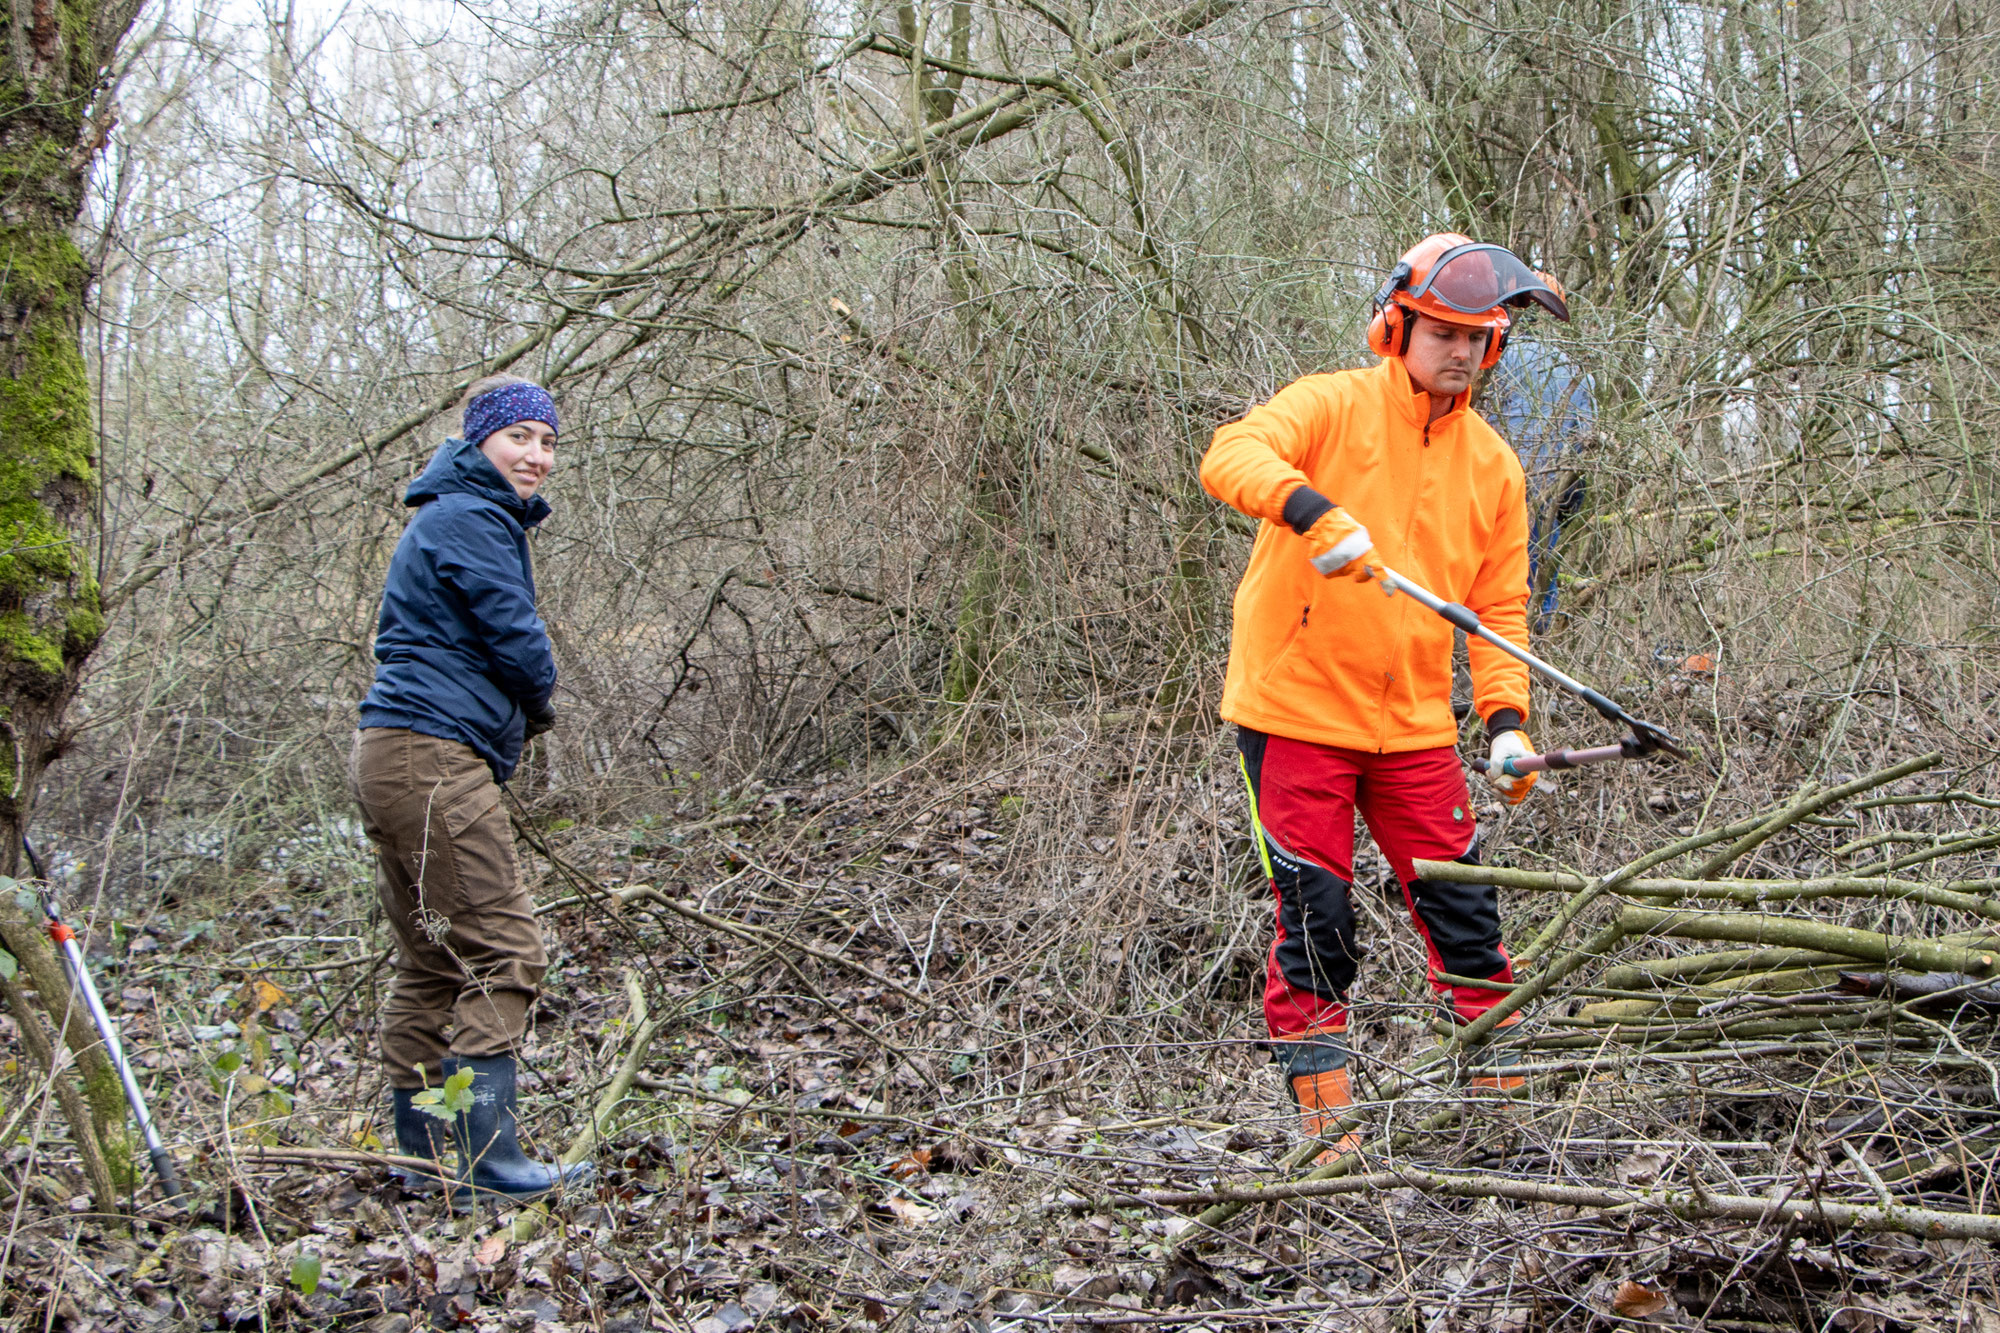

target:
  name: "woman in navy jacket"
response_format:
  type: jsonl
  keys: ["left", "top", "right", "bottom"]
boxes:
{"left": 353, "top": 375, "right": 589, "bottom": 1205}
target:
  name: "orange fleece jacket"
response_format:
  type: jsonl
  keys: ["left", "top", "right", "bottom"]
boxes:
{"left": 1201, "top": 357, "right": 1532, "bottom": 753}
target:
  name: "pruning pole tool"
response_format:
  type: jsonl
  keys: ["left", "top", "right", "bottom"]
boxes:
{"left": 22, "top": 850, "right": 184, "bottom": 1201}
{"left": 1367, "top": 564, "right": 1688, "bottom": 776}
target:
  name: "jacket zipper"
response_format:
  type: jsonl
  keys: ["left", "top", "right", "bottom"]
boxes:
{"left": 1378, "top": 425, "right": 1435, "bottom": 749}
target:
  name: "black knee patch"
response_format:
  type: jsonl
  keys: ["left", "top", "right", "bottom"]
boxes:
{"left": 1271, "top": 848, "right": 1362, "bottom": 1002}
{"left": 1408, "top": 841, "right": 1505, "bottom": 980}
{"left": 1238, "top": 726, "right": 1360, "bottom": 1003}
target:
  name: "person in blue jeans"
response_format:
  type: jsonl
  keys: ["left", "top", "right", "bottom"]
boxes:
{"left": 1482, "top": 335, "right": 1595, "bottom": 628}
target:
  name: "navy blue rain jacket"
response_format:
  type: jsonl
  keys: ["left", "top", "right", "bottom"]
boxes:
{"left": 359, "top": 437, "right": 555, "bottom": 780}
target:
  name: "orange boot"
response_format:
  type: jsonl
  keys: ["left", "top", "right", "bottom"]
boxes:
{"left": 1292, "top": 1067, "right": 1365, "bottom": 1163}
{"left": 1467, "top": 1011, "right": 1526, "bottom": 1093}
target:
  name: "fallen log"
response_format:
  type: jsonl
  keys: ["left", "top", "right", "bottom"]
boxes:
{"left": 1836, "top": 971, "right": 2000, "bottom": 1011}
{"left": 1575, "top": 966, "right": 1854, "bottom": 1022}
{"left": 1602, "top": 948, "right": 1862, "bottom": 990}
{"left": 513, "top": 971, "right": 662, "bottom": 1241}
{"left": 1617, "top": 906, "right": 1998, "bottom": 975}
{"left": 1415, "top": 861, "right": 2000, "bottom": 921}
{"left": 1134, "top": 1166, "right": 2000, "bottom": 1242}
{"left": 1516, "top": 1014, "right": 1890, "bottom": 1050}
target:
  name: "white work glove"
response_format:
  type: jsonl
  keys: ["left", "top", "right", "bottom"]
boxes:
{"left": 1301, "top": 507, "right": 1382, "bottom": 581}
{"left": 1485, "top": 730, "right": 1539, "bottom": 805}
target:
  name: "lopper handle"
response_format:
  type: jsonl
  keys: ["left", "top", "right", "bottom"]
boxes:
{"left": 50, "top": 920, "right": 185, "bottom": 1201}
{"left": 1473, "top": 743, "right": 1633, "bottom": 777}
{"left": 1372, "top": 564, "right": 1689, "bottom": 760}
{"left": 148, "top": 1145, "right": 186, "bottom": 1201}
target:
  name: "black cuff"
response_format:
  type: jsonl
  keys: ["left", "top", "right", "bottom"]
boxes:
{"left": 1485, "top": 708, "right": 1524, "bottom": 740}
{"left": 1281, "top": 485, "right": 1337, "bottom": 536}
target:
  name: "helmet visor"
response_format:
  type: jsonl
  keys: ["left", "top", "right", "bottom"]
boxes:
{"left": 1410, "top": 244, "right": 1570, "bottom": 321}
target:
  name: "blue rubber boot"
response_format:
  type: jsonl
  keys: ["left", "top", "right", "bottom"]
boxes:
{"left": 391, "top": 1088, "right": 469, "bottom": 1208}
{"left": 442, "top": 1055, "right": 594, "bottom": 1204}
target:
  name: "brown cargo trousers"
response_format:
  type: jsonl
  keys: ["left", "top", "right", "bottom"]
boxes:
{"left": 351, "top": 727, "right": 548, "bottom": 1090}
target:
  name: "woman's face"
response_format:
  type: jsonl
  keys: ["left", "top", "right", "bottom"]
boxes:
{"left": 478, "top": 420, "right": 557, "bottom": 500}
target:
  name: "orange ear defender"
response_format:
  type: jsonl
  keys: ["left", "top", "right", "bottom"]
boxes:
{"left": 1368, "top": 299, "right": 1509, "bottom": 369}
{"left": 1480, "top": 313, "right": 1510, "bottom": 370}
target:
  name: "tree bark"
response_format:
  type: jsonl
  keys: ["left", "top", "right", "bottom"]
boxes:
{"left": 0, "top": 966, "right": 115, "bottom": 1210}
{"left": 0, "top": 0, "right": 143, "bottom": 839}
{"left": 0, "top": 0, "right": 149, "bottom": 1199}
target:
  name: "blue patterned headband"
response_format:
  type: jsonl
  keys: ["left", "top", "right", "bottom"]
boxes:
{"left": 463, "top": 382, "right": 559, "bottom": 446}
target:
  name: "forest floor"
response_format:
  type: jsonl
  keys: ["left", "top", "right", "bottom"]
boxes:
{"left": 6, "top": 729, "right": 2000, "bottom": 1332}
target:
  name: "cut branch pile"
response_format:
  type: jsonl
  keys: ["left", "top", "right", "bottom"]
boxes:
{"left": 1176, "top": 750, "right": 2000, "bottom": 1273}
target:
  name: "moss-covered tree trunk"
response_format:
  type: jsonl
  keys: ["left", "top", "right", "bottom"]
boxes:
{"left": 0, "top": 0, "right": 148, "bottom": 1207}
{"left": 1, "top": 0, "right": 139, "bottom": 826}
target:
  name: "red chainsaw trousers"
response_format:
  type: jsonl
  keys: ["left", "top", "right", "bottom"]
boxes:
{"left": 1236, "top": 727, "right": 1516, "bottom": 1044}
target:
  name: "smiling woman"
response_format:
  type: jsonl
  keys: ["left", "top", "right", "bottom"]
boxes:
{"left": 464, "top": 380, "right": 558, "bottom": 501}
{"left": 348, "top": 374, "right": 590, "bottom": 1208}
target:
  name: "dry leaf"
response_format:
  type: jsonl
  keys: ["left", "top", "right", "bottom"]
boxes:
{"left": 1617, "top": 1148, "right": 1669, "bottom": 1186}
{"left": 1834, "top": 1295, "right": 1935, "bottom": 1333}
{"left": 1612, "top": 1280, "right": 1670, "bottom": 1319}
{"left": 882, "top": 1196, "right": 935, "bottom": 1226}
{"left": 1161, "top": 1253, "right": 1223, "bottom": 1307}
{"left": 887, "top": 1147, "right": 932, "bottom": 1180}
{"left": 249, "top": 979, "right": 287, "bottom": 1012}
{"left": 1830, "top": 1306, "right": 1885, "bottom": 1333}
{"left": 474, "top": 1234, "right": 508, "bottom": 1266}
{"left": 1052, "top": 1266, "right": 1122, "bottom": 1301}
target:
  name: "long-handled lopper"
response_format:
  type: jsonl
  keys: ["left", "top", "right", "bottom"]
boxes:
{"left": 1367, "top": 564, "right": 1689, "bottom": 776}
{"left": 25, "top": 865, "right": 184, "bottom": 1202}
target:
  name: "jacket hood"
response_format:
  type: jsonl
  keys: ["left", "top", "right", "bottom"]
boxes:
{"left": 405, "top": 436, "right": 552, "bottom": 526}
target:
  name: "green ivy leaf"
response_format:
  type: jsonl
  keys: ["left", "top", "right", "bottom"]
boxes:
{"left": 0, "top": 949, "right": 13, "bottom": 981}
{"left": 290, "top": 1252, "right": 322, "bottom": 1298}
{"left": 413, "top": 1067, "right": 476, "bottom": 1122}
{"left": 213, "top": 1051, "right": 243, "bottom": 1075}
{"left": 13, "top": 888, "right": 37, "bottom": 916}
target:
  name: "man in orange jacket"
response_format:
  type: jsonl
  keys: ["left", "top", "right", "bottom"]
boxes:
{"left": 1200, "top": 234, "right": 1571, "bottom": 1156}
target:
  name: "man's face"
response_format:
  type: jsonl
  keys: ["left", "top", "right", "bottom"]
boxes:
{"left": 1401, "top": 312, "right": 1489, "bottom": 400}
{"left": 478, "top": 420, "right": 557, "bottom": 500}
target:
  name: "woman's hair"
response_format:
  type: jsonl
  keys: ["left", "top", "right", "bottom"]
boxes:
{"left": 459, "top": 373, "right": 539, "bottom": 432}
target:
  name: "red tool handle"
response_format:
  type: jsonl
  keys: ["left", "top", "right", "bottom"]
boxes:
{"left": 1473, "top": 743, "right": 1631, "bottom": 776}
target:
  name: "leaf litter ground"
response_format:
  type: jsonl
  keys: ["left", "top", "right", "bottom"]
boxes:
{"left": 6, "top": 742, "right": 2000, "bottom": 1332}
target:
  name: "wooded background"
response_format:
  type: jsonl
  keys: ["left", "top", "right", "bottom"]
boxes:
{"left": 8, "top": 0, "right": 2000, "bottom": 1323}
{"left": 57, "top": 0, "right": 2000, "bottom": 894}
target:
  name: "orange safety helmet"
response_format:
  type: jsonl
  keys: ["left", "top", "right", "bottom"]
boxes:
{"left": 1366, "top": 234, "right": 1570, "bottom": 370}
